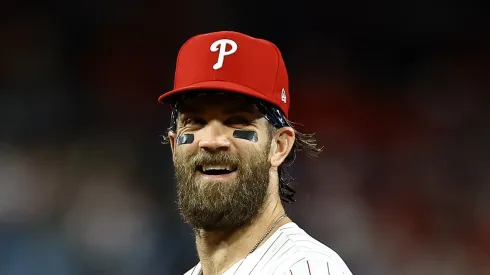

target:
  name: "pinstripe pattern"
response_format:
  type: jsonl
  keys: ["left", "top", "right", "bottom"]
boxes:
{"left": 183, "top": 222, "right": 353, "bottom": 275}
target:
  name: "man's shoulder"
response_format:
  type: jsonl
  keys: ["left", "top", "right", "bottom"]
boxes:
{"left": 274, "top": 222, "right": 344, "bottom": 259}
{"left": 263, "top": 222, "right": 353, "bottom": 274}
{"left": 278, "top": 259, "right": 353, "bottom": 275}
{"left": 181, "top": 223, "right": 353, "bottom": 275}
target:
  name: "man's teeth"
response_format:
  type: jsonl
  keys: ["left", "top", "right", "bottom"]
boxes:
{"left": 202, "top": 166, "right": 231, "bottom": 172}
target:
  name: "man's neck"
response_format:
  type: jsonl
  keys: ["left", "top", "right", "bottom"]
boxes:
{"left": 194, "top": 198, "right": 291, "bottom": 275}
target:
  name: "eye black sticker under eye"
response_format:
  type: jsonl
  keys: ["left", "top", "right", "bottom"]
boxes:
{"left": 177, "top": 133, "right": 194, "bottom": 145}
{"left": 233, "top": 130, "right": 258, "bottom": 142}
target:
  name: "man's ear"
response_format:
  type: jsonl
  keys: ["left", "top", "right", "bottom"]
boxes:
{"left": 270, "top": 127, "right": 295, "bottom": 168}
{"left": 168, "top": 131, "right": 177, "bottom": 159}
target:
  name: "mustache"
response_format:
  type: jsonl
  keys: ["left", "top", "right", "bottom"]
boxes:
{"left": 189, "top": 151, "right": 240, "bottom": 169}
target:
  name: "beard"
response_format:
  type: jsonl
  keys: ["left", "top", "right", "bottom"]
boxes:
{"left": 174, "top": 146, "right": 271, "bottom": 232}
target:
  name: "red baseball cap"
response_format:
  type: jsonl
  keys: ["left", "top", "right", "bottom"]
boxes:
{"left": 158, "top": 31, "right": 290, "bottom": 118}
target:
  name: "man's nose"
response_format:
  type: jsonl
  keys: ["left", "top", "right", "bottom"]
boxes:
{"left": 198, "top": 121, "right": 231, "bottom": 152}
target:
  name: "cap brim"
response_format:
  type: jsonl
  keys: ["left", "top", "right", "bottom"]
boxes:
{"left": 158, "top": 81, "right": 276, "bottom": 108}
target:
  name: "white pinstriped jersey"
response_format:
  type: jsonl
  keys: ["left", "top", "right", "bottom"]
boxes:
{"left": 184, "top": 222, "right": 353, "bottom": 275}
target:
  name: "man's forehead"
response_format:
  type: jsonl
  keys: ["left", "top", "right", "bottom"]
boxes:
{"left": 178, "top": 93, "right": 258, "bottom": 115}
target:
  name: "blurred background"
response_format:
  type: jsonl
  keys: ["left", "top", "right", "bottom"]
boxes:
{"left": 0, "top": 1, "right": 488, "bottom": 274}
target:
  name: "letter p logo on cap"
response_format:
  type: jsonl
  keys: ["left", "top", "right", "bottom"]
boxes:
{"left": 210, "top": 39, "right": 238, "bottom": 70}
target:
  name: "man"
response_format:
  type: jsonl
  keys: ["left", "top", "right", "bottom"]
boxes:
{"left": 158, "top": 31, "right": 353, "bottom": 275}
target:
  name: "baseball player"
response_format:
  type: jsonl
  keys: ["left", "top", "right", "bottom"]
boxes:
{"left": 158, "top": 31, "right": 353, "bottom": 275}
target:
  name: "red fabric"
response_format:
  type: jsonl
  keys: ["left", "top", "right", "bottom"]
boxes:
{"left": 158, "top": 31, "right": 290, "bottom": 117}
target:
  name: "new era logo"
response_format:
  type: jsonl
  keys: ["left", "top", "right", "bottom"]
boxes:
{"left": 281, "top": 88, "right": 287, "bottom": 103}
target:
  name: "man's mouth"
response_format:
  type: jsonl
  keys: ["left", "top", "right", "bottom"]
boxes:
{"left": 197, "top": 165, "right": 237, "bottom": 175}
